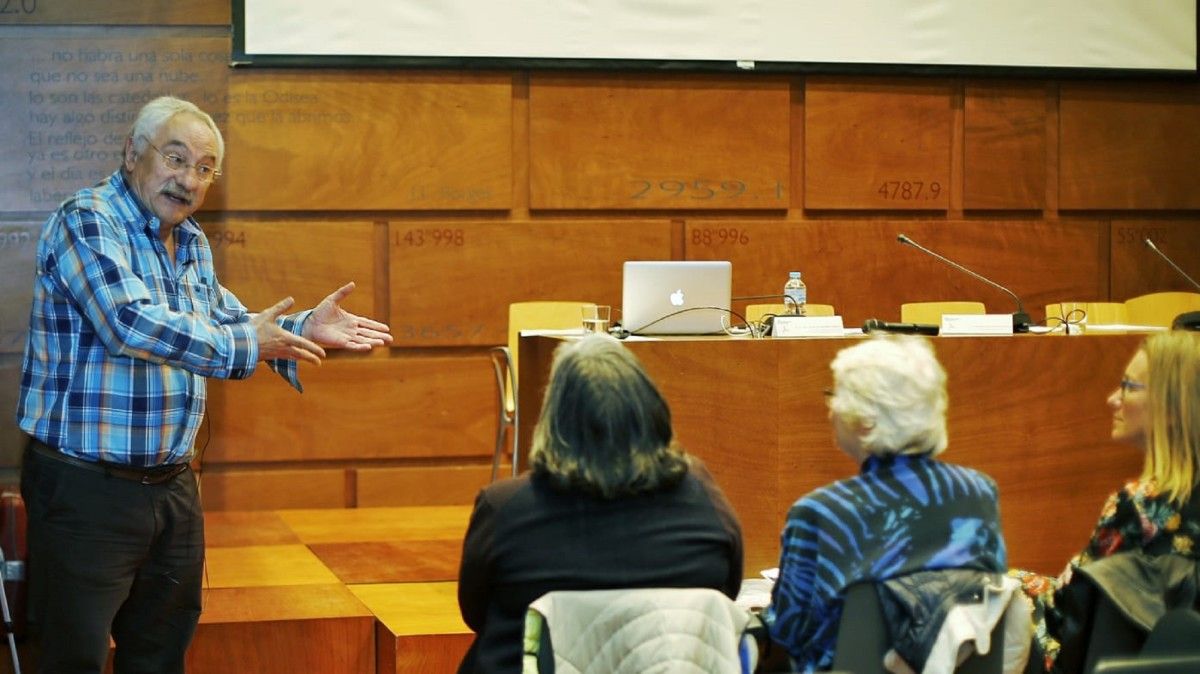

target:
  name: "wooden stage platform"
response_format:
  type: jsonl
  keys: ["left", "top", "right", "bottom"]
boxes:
{"left": 189, "top": 506, "right": 475, "bottom": 674}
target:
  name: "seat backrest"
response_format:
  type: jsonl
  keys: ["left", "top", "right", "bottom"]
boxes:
{"left": 1088, "top": 606, "right": 1200, "bottom": 673}
{"left": 1082, "top": 591, "right": 1149, "bottom": 673}
{"left": 1094, "top": 606, "right": 1200, "bottom": 666}
{"left": 832, "top": 583, "right": 891, "bottom": 674}
{"left": 1141, "top": 608, "right": 1200, "bottom": 656}
{"left": 505, "top": 301, "right": 595, "bottom": 401}
{"left": 745, "top": 303, "right": 835, "bottom": 322}
{"left": 831, "top": 583, "right": 1005, "bottom": 674}
{"left": 1092, "top": 654, "right": 1200, "bottom": 673}
{"left": 524, "top": 587, "right": 754, "bottom": 674}
{"left": 1123, "top": 292, "right": 1200, "bottom": 328}
{"left": 900, "top": 301, "right": 986, "bottom": 324}
{"left": 1044, "top": 301, "right": 1128, "bottom": 326}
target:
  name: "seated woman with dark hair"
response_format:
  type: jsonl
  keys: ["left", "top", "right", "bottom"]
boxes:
{"left": 763, "top": 335, "right": 1009, "bottom": 672}
{"left": 1016, "top": 330, "right": 1200, "bottom": 673}
{"left": 455, "top": 334, "right": 744, "bottom": 674}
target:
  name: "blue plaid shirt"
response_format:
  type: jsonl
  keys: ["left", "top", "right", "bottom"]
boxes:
{"left": 17, "top": 170, "right": 307, "bottom": 467}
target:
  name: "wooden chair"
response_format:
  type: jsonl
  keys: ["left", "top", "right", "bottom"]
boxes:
{"left": 1044, "top": 302, "right": 1128, "bottom": 326}
{"left": 900, "top": 301, "right": 986, "bottom": 325}
{"left": 745, "top": 303, "right": 835, "bottom": 323}
{"left": 1123, "top": 292, "right": 1200, "bottom": 328}
{"left": 490, "top": 301, "right": 595, "bottom": 481}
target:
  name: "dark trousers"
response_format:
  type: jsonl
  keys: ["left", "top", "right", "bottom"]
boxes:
{"left": 21, "top": 443, "right": 204, "bottom": 674}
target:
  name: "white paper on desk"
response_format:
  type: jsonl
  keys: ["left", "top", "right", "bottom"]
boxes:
{"left": 939, "top": 313, "right": 1013, "bottom": 336}
{"left": 772, "top": 315, "right": 845, "bottom": 337}
{"left": 736, "top": 577, "right": 776, "bottom": 611}
{"left": 519, "top": 328, "right": 586, "bottom": 337}
{"left": 1078, "top": 324, "right": 1168, "bottom": 333}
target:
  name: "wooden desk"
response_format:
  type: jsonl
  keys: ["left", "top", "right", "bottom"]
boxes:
{"left": 519, "top": 333, "right": 1146, "bottom": 574}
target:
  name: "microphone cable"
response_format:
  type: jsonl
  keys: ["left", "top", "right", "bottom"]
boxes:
{"left": 621, "top": 306, "right": 755, "bottom": 338}
{"left": 1042, "top": 306, "right": 1088, "bottom": 333}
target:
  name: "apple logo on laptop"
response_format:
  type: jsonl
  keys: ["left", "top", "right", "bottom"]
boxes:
{"left": 669, "top": 288, "right": 685, "bottom": 306}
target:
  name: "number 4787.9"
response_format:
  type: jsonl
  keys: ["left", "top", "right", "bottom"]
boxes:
{"left": 877, "top": 181, "right": 941, "bottom": 200}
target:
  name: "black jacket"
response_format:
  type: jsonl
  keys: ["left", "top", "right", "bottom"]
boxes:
{"left": 1051, "top": 551, "right": 1200, "bottom": 673}
{"left": 878, "top": 569, "right": 1006, "bottom": 671}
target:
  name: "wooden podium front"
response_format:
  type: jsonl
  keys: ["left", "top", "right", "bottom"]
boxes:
{"left": 519, "top": 333, "right": 1145, "bottom": 575}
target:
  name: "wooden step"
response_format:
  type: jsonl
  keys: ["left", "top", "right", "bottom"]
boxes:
{"left": 185, "top": 507, "right": 474, "bottom": 674}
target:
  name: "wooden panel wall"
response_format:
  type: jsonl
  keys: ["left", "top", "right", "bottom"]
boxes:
{"left": 1, "top": 4, "right": 1198, "bottom": 511}
{"left": 806, "top": 77, "right": 953, "bottom": 210}
{"left": 529, "top": 75, "right": 790, "bottom": 209}
{"left": 963, "top": 83, "right": 1047, "bottom": 210}
{"left": 389, "top": 220, "right": 674, "bottom": 346}
{"left": 1060, "top": 83, "right": 1200, "bottom": 210}
{"left": 216, "top": 72, "right": 513, "bottom": 211}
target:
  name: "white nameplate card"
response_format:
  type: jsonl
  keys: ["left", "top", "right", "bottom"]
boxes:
{"left": 773, "top": 315, "right": 845, "bottom": 338}
{"left": 939, "top": 313, "right": 1013, "bottom": 336}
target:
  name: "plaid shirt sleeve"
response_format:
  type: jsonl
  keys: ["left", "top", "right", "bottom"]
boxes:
{"left": 50, "top": 204, "right": 258, "bottom": 378}
{"left": 19, "top": 172, "right": 312, "bottom": 463}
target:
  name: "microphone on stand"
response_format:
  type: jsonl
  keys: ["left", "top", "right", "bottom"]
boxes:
{"left": 1144, "top": 238, "right": 1200, "bottom": 292}
{"left": 896, "top": 233, "right": 1032, "bottom": 333}
{"left": 1144, "top": 238, "right": 1200, "bottom": 331}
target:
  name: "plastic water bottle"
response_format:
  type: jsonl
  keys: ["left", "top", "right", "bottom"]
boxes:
{"left": 783, "top": 271, "right": 807, "bottom": 316}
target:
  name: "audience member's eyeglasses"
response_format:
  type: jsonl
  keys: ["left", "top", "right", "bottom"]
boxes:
{"left": 146, "top": 141, "right": 221, "bottom": 183}
{"left": 1118, "top": 378, "right": 1146, "bottom": 398}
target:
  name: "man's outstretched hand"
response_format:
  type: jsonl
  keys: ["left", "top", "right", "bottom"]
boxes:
{"left": 252, "top": 296, "right": 326, "bottom": 365}
{"left": 303, "top": 282, "right": 393, "bottom": 351}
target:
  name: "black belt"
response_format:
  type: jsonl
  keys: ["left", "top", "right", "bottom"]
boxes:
{"left": 27, "top": 439, "right": 189, "bottom": 486}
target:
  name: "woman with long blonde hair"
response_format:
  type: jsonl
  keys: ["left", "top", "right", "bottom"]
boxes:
{"left": 1018, "top": 330, "right": 1200, "bottom": 672}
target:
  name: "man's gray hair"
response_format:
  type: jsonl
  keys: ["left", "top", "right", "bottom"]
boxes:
{"left": 128, "top": 95, "right": 224, "bottom": 166}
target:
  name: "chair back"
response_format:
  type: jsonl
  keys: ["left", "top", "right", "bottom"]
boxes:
{"left": 745, "top": 303, "right": 835, "bottom": 323}
{"left": 832, "top": 583, "right": 891, "bottom": 674}
{"left": 1092, "top": 654, "right": 1200, "bottom": 673}
{"left": 1092, "top": 608, "right": 1200, "bottom": 672}
{"left": 1123, "top": 292, "right": 1200, "bottom": 328}
{"left": 505, "top": 301, "right": 595, "bottom": 403}
{"left": 1141, "top": 608, "right": 1200, "bottom": 655}
{"left": 900, "top": 301, "right": 986, "bottom": 325}
{"left": 490, "top": 301, "right": 594, "bottom": 480}
{"left": 1084, "top": 602, "right": 1200, "bottom": 673}
{"left": 1082, "top": 592, "right": 1148, "bottom": 673}
{"left": 831, "top": 582, "right": 1005, "bottom": 674}
{"left": 523, "top": 587, "right": 755, "bottom": 674}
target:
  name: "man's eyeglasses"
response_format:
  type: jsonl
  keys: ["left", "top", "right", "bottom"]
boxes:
{"left": 1118, "top": 378, "right": 1146, "bottom": 398}
{"left": 146, "top": 141, "right": 221, "bottom": 183}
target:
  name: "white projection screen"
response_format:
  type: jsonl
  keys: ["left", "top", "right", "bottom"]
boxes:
{"left": 234, "top": 0, "right": 1198, "bottom": 75}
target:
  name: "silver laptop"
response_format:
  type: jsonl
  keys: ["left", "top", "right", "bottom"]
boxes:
{"left": 621, "top": 261, "right": 733, "bottom": 335}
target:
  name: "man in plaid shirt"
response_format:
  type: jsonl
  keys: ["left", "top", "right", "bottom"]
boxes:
{"left": 16, "top": 95, "right": 392, "bottom": 674}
